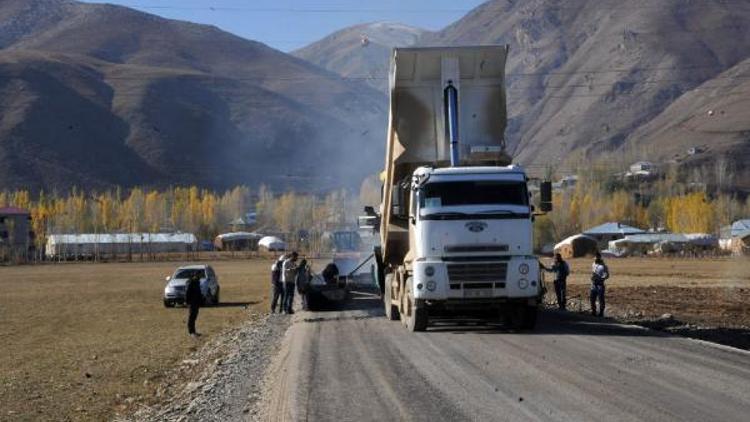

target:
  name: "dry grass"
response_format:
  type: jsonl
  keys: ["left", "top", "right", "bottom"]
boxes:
{"left": 550, "top": 256, "right": 750, "bottom": 288}
{"left": 0, "top": 259, "right": 275, "bottom": 421}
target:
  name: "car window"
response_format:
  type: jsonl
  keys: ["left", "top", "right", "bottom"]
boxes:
{"left": 174, "top": 269, "right": 206, "bottom": 279}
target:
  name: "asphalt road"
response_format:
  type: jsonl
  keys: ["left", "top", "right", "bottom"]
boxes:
{"left": 267, "top": 288, "right": 750, "bottom": 421}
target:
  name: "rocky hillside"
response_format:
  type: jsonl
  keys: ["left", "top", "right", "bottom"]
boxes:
{"left": 625, "top": 57, "right": 750, "bottom": 190}
{"left": 419, "top": 0, "right": 750, "bottom": 177}
{"left": 0, "top": 0, "right": 386, "bottom": 192}
{"left": 293, "top": 22, "right": 428, "bottom": 93}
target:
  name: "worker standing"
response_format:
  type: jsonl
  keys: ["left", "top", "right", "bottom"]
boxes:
{"left": 296, "top": 258, "right": 311, "bottom": 310}
{"left": 590, "top": 252, "right": 610, "bottom": 317}
{"left": 270, "top": 254, "right": 286, "bottom": 314}
{"left": 185, "top": 273, "right": 202, "bottom": 337}
{"left": 321, "top": 262, "right": 339, "bottom": 284}
{"left": 542, "top": 253, "right": 570, "bottom": 310}
{"left": 282, "top": 252, "right": 299, "bottom": 314}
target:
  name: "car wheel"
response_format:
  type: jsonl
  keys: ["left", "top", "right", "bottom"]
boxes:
{"left": 163, "top": 300, "right": 173, "bottom": 308}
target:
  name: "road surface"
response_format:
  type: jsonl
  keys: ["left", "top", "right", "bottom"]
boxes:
{"left": 266, "top": 288, "right": 750, "bottom": 421}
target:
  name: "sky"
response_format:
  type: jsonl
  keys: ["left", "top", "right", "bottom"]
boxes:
{"left": 78, "top": 0, "right": 487, "bottom": 51}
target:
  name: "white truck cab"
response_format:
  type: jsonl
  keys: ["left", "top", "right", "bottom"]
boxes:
{"left": 408, "top": 165, "right": 541, "bottom": 304}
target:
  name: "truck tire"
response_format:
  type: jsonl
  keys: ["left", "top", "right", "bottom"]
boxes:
{"left": 407, "top": 303, "right": 428, "bottom": 332}
{"left": 384, "top": 274, "right": 400, "bottom": 321}
{"left": 405, "top": 278, "right": 428, "bottom": 332}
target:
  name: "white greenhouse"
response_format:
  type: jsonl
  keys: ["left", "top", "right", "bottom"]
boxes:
{"left": 45, "top": 233, "right": 197, "bottom": 259}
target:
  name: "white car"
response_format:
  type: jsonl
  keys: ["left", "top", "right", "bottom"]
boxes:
{"left": 163, "top": 264, "right": 220, "bottom": 307}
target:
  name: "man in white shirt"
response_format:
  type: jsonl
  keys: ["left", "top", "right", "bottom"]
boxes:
{"left": 590, "top": 252, "right": 610, "bottom": 317}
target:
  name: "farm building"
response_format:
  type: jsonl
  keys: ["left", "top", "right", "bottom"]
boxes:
{"left": 609, "top": 233, "right": 718, "bottom": 256}
{"left": 45, "top": 233, "right": 197, "bottom": 259}
{"left": 625, "top": 161, "right": 659, "bottom": 180}
{"left": 0, "top": 207, "right": 33, "bottom": 262}
{"left": 554, "top": 234, "right": 599, "bottom": 259}
{"left": 720, "top": 219, "right": 750, "bottom": 255}
{"left": 214, "top": 232, "right": 263, "bottom": 251}
{"left": 583, "top": 222, "right": 646, "bottom": 250}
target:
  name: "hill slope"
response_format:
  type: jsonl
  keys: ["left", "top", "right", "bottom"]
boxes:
{"left": 419, "top": 0, "right": 750, "bottom": 175}
{"left": 293, "top": 22, "right": 428, "bottom": 92}
{"left": 0, "top": 0, "right": 386, "bottom": 192}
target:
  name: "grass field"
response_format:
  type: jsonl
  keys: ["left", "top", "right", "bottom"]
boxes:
{"left": 1, "top": 256, "right": 749, "bottom": 420}
{"left": 543, "top": 257, "right": 750, "bottom": 341}
{"left": 0, "top": 259, "right": 276, "bottom": 421}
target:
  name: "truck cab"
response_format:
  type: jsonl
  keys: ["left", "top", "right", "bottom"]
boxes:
{"left": 405, "top": 166, "right": 542, "bottom": 325}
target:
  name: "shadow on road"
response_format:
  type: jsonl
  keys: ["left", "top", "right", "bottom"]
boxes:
{"left": 213, "top": 301, "right": 260, "bottom": 308}
{"left": 307, "top": 287, "right": 672, "bottom": 338}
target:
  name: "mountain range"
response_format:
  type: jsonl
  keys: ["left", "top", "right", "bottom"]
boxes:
{"left": 0, "top": 0, "right": 385, "bottom": 192}
{"left": 2, "top": 0, "right": 749, "bottom": 193}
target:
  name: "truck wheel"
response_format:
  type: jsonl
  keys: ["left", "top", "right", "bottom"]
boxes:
{"left": 405, "top": 278, "right": 428, "bottom": 332}
{"left": 384, "top": 274, "right": 400, "bottom": 321}
{"left": 406, "top": 297, "right": 428, "bottom": 332}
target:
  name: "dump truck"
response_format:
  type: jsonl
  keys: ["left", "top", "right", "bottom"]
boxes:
{"left": 371, "top": 46, "right": 552, "bottom": 332}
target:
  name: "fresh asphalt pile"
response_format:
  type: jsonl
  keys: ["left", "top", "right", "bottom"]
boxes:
{"left": 125, "top": 313, "right": 290, "bottom": 422}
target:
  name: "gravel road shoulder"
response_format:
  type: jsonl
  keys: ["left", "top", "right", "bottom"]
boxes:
{"left": 123, "top": 312, "right": 291, "bottom": 422}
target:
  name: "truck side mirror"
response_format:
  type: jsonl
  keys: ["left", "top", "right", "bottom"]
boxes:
{"left": 540, "top": 181, "right": 553, "bottom": 212}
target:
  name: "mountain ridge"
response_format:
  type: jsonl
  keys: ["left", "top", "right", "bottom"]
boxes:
{"left": 0, "top": 0, "right": 386, "bottom": 192}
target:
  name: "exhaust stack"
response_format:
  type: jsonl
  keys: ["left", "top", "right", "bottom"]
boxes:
{"left": 445, "top": 81, "right": 460, "bottom": 167}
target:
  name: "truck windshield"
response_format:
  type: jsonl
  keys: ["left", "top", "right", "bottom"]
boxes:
{"left": 420, "top": 181, "right": 528, "bottom": 208}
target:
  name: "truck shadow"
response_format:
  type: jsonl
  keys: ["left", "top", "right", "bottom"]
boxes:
{"left": 306, "top": 288, "right": 704, "bottom": 341}
{"left": 426, "top": 311, "right": 667, "bottom": 338}
{"left": 307, "top": 289, "right": 384, "bottom": 312}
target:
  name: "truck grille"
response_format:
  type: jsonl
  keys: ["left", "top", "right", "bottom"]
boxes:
{"left": 447, "top": 263, "right": 507, "bottom": 283}
{"left": 444, "top": 245, "right": 509, "bottom": 253}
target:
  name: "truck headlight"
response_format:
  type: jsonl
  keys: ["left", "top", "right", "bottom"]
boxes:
{"left": 518, "top": 278, "right": 529, "bottom": 289}
{"left": 426, "top": 280, "right": 436, "bottom": 291}
{"left": 519, "top": 263, "right": 529, "bottom": 275}
{"left": 424, "top": 266, "right": 435, "bottom": 277}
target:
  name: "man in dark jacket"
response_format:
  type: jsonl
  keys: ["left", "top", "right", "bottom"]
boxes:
{"left": 542, "top": 253, "right": 570, "bottom": 310}
{"left": 185, "top": 273, "right": 202, "bottom": 336}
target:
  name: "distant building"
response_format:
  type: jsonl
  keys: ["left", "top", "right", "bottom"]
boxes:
{"left": 625, "top": 161, "right": 659, "bottom": 180}
{"left": 0, "top": 207, "right": 33, "bottom": 262}
{"left": 629, "top": 161, "right": 656, "bottom": 173}
{"left": 214, "top": 232, "right": 263, "bottom": 251}
{"left": 552, "top": 175, "right": 578, "bottom": 191}
{"left": 227, "top": 212, "right": 257, "bottom": 232}
{"left": 720, "top": 219, "right": 750, "bottom": 256}
{"left": 554, "top": 234, "right": 598, "bottom": 259}
{"left": 687, "top": 146, "right": 705, "bottom": 156}
{"left": 583, "top": 222, "right": 646, "bottom": 250}
{"left": 610, "top": 233, "right": 718, "bottom": 256}
{"left": 45, "top": 233, "right": 197, "bottom": 259}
